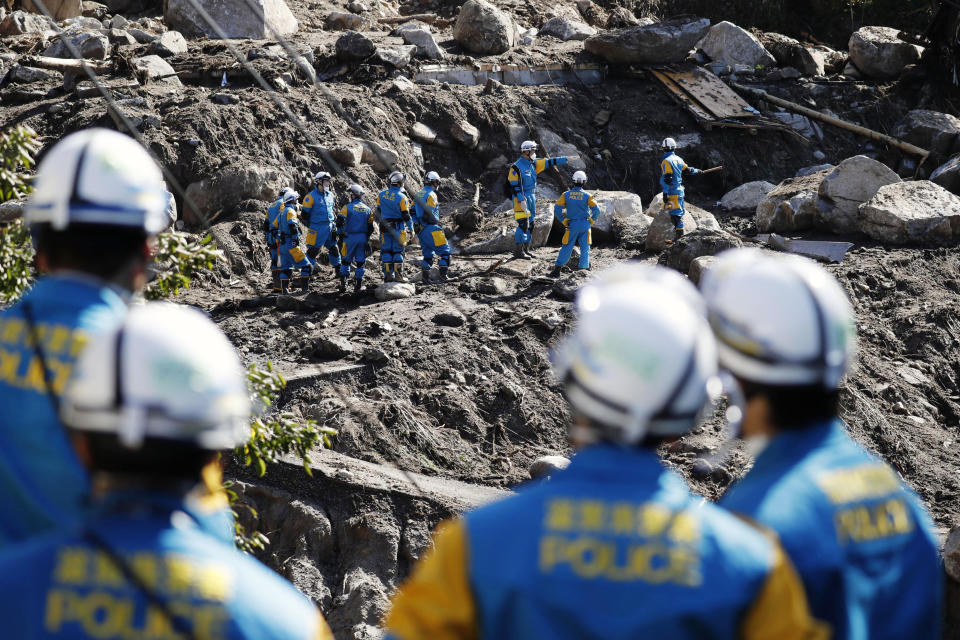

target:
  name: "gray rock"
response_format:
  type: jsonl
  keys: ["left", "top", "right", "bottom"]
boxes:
{"left": 336, "top": 31, "right": 375, "bottom": 61}
{"left": 348, "top": 0, "right": 368, "bottom": 12}
{"left": 476, "top": 277, "right": 508, "bottom": 294}
{"left": 536, "top": 127, "right": 585, "bottom": 171}
{"left": 453, "top": 0, "right": 516, "bottom": 55}
{"left": 796, "top": 163, "right": 834, "bottom": 177}
{"left": 584, "top": 17, "right": 710, "bottom": 65}
{"left": 325, "top": 141, "right": 364, "bottom": 167}
{"left": 212, "top": 92, "right": 240, "bottom": 104}
{"left": 23, "top": 0, "right": 81, "bottom": 20}
{"left": 688, "top": 254, "right": 718, "bottom": 285}
{"left": 109, "top": 14, "right": 128, "bottom": 29}
{"left": 132, "top": 55, "right": 182, "bottom": 87}
{"left": 162, "top": 185, "right": 177, "bottom": 230}
{"left": 696, "top": 21, "right": 775, "bottom": 68}
{"left": 858, "top": 180, "right": 960, "bottom": 245}
{"left": 127, "top": 27, "right": 157, "bottom": 43}
{"left": 848, "top": 26, "right": 922, "bottom": 79}
{"left": 62, "top": 15, "right": 102, "bottom": 29}
{"left": 720, "top": 181, "right": 775, "bottom": 210}
{"left": 756, "top": 169, "right": 830, "bottom": 232}
{"left": 325, "top": 11, "right": 363, "bottom": 31}
{"left": 817, "top": 155, "right": 900, "bottom": 234}
{"left": 7, "top": 64, "right": 61, "bottom": 84}
{"left": 44, "top": 31, "right": 110, "bottom": 59}
{"left": 539, "top": 16, "right": 596, "bottom": 41}
{"left": 772, "top": 112, "right": 822, "bottom": 140}
{"left": 945, "top": 526, "right": 960, "bottom": 583}
{"left": 450, "top": 120, "right": 480, "bottom": 148}
{"left": 530, "top": 455, "right": 571, "bottom": 479}
{"left": 373, "top": 45, "right": 416, "bottom": 68}
{"left": 0, "top": 201, "right": 24, "bottom": 223}
{"left": 409, "top": 122, "right": 437, "bottom": 144}
{"left": 375, "top": 282, "right": 416, "bottom": 301}
{"left": 812, "top": 150, "right": 826, "bottom": 162}
{"left": 183, "top": 165, "right": 285, "bottom": 226}
{"left": 611, "top": 211, "right": 651, "bottom": 249}
{"left": 108, "top": 28, "right": 138, "bottom": 45}
{"left": 148, "top": 30, "right": 188, "bottom": 56}
{"left": 931, "top": 155, "right": 960, "bottom": 194}
{"left": 359, "top": 139, "right": 398, "bottom": 172}
{"left": 432, "top": 311, "right": 466, "bottom": 327}
{"left": 82, "top": 1, "right": 108, "bottom": 19}
{"left": 842, "top": 60, "right": 862, "bottom": 79}
{"left": 591, "top": 190, "right": 644, "bottom": 234}
{"left": 314, "top": 335, "right": 355, "bottom": 359}
{"left": 401, "top": 27, "right": 444, "bottom": 60}
{"left": 760, "top": 32, "right": 839, "bottom": 76}
{"left": 892, "top": 109, "right": 960, "bottom": 158}
{"left": 646, "top": 203, "right": 719, "bottom": 251}
{"left": 362, "top": 346, "right": 390, "bottom": 363}
{"left": 658, "top": 229, "right": 742, "bottom": 273}
{"left": 164, "top": 0, "right": 298, "bottom": 39}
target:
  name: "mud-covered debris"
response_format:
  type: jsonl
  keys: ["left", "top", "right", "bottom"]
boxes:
{"left": 375, "top": 282, "right": 416, "bottom": 301}
{"left": 359, "top": 139, "right": 399, "bottom": 172}
{"left": 165, "top": 0, "right": 299, "bottom": 39}
{"left": 584, "top": 17, "right": 710, "bottom": 65}
{"left": 315, "top": 336, "right": 356, "bottom": 360}
{"left": 212, "top": 92, "right": 240, "bottom": 105}
{"left": 688, "top": 254, "right": 718, "bottom": 285}
{"left": 450, "top": 120, "right": 480, "bottom": 148}
{"left": 275, "top": 295, "right": 299, "bottom": 310}
{"left": 529, "top": 455, "right": 570, "bottom": 479}
{"left": 326, "top": 11, "right": 364, "bottom": 31}
{"left": 818, "top": 155, "right": 900, "bottom": 234}
{"left": 796, "top": 164, "right": 833, "bottom": 177}
{"left": 720, "top": 181, "right": 775, "bottom": 211}
{"left": 539, "top": 17, "right": 596, "bottom": 42}
{"left": 476, "top": 277, "right": 508, "bottom": 295}
{"left": 409, "top": 122, "right": 437, "bottom": 144}
{"left": 148, "top": 30, "right": 188, "bottom": 57}
{"left": 848, "top": 26, "right": 923, "bottom": 80}
{"left": 659, "top": 229, "right": 742, "bottom": 274}
{"left": 593, "top": 109, "right": 611, "bottom": 127}
{"left": 401, "top": 27, "right": 444, "bottom": 60}
{"left": 646, "top": 204, "right": 720, "bottom": 252}
{"left": 453, "top": 0, "right": 516, "bottom": 55}
{"left": 366, "top": 318, "right": 393, "bottom": 335}
{"left": 44, "top": 31, "right": 110, "bottom": 60}
{"left": 361, "top": 346, "right": 390, "bottom": 364}
{"left": 433, "top": 311, "right": 466, "bottom": 327}
{"left": 552, "top": 271, "right": 592, "bottom": 301}
{"left": 336, "top": 31, "right": 375, "bottom": 61}
{"left": 859, "top": 181, "right": 960, "bottom": 245}
{"left": 374, "top": 45, "right": 416, "bottom": 69}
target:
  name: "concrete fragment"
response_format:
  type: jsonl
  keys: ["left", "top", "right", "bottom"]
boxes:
{"left": 453, "top": 0, "right": 516, "bottom": 55}
{"left": 720, "top": 181, "right": 775, "bottom": 210}
{"left": 539, "top": 16, "right": 596, "bottom": 41}
{"left": 817, "top": 155, "right": 900, "bottom": 234}
{"left": 529, "top": 455, "right": 570, "bottom": 479}
{"left": 584, "top": 17, "right": 710, "bottom": 65}
{"left": 848, "top": 26, "right": 922, "bottom": 79}
{"left": 148, "top": 30, "right": 188, "bottom": 57}
{"left": 696, "top": 21, "right": 775, "bottom": 68}
{"left": 450, "top": 120, "right": 480, "bottom": 148}
{"left": 375, "top": 282, "right": 416, "bottom": 301}
{"left": 858, "top": 180, "right": 960, "bottom": 245}
{"left": 164, "top": 0, "right": 298, "bottom": 40}
{"left": 401, "top": 27, "right": 444, "bottom": 60}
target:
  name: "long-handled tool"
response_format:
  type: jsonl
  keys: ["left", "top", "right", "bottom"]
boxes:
{"left": 696, "top": 165, "right": 723, "bottom": 175}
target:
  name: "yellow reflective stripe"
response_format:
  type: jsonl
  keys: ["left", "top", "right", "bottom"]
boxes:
{"left": 431, "top": 230, "right": 447, "bottom": 246}
{"left": 291, "top": 247, "right": 306, "bottom": 262}
{"left": 535, "top": 158, "right": 548, "bottom": 173}
{"left": 339, "top": 206, "right": 348, "bottom": 217}
{"left": 427, "top": 193, "right": 438, "bottom": 207}
{"left": 661, "top": 159, "right": 673, "bottom": 174}
{"left": 385, "top": 519, "right": 477, "bottom": 640}
{"left": 306, "top": 229, "right": 318, "bottom": 245}
{"left": 303, "top": 194, "right": 314, "bottom": 208}
{"left": 741, "top": 541, "right": 830, "bottom": 640}
{"left": 507, "top": 167, "right": 520, "bottom": 182}
{"left": 562, "top": 229, "right": 570, "bottom": 244}
{"left": 314, "top": 612, "right": 335, "bottom": 640}
{"left": 556, "top": 193, "right": 566, "bottom": 206}
{"left": 587, "top": 196, "right": 598, "bottom": 207}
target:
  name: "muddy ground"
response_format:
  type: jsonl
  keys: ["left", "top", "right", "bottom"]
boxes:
{"left": 3, "top": 0, "right": 960, "bottom": 637}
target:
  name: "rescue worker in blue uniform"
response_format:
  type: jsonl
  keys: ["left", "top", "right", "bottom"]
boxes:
{"left": 508, "top": 140, "right": 570, "bottom": 259}
{"left": 548, "top": 170, "right": 601, "bottom": 278}
{"left": 414, "top": 171, "right": 452, "bottom": 284}
{"left": 659, "top": 137, "right": 700, "bottom": 242}
{"left": 0, "top": 303, "right": 334, "bottom": 639}
{"left": 701, "top": 248, "right": 942, "bottom": 640}
{"left": 385, "top": 264, "right": 827, "bottom": 640}
{"left": 0, "top": 129, "right": 169, "bottom": 550}
{"left": 302, "top": 171, "right": 341, "bottom": 277}
{"left": 377, "top": 171, "right": 414, "bottom": 283}
{"left": 337, "top": 184, "right": 375, "bottom": 297}
{"left": 264, "top": 187, "right": 293, "bottom": 292}
{"left": 277, "top": 190, "right": 312, "bottom": 294}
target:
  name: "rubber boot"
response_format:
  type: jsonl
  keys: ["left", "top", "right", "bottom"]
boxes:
{"left": 338, "top": 275, "right": 347, "bottom": 293}
{"left": 353, "top": 278, "right": 363, "bottom": 297}
{"left": 296, "top": 273, "right": 310, "bottom": 292}
{"left": 674, "top": 227, "right": 684, "bottom": 241}
{"left": 271, "top": 271, "right": 281, "bottom": 293}
{"left": 395, "top": 263, "right": 408, "bottom": 283}
{"left": 384, "top": 265, "right": 395, "bottom": 283}
{"left": 548, "top": 265, "right": 562, "bottom": 278}
{"left": 421, "top": 268, "right": 432, "bottom": 285}
{"left": 280, "top": 279, "right": 290, "bottom": 294}
{"left": 513, "top": 244, "right": 524, "bottom": 259}
{"left": 438, "top": 267, "right": 448, "bottom": 282}
{"left": 523, "top": 243, "right": 535, "bottom": 258}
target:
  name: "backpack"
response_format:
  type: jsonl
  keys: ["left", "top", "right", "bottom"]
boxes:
{"left": 503, "top": 163, "right": 522, "bottom": 200}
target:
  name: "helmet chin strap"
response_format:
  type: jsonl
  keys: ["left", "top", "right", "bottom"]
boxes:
{"left": 118, "top": 405, "right": 147, "bottom": 449}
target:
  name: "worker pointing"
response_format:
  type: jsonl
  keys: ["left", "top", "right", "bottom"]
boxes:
{"left": 508, "top": 140, "right": 569, "bottom": 259}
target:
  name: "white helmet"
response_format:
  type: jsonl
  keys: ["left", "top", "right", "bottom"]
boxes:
{"left": 348, "top": 184, "right": 364, "bottom": 197}
{"left": 314, "top": 171, "right": 332, "bottom": 182}
{"left": 425, "top": 171, "right": 440, "bottom": 183}
{"left": 282, "top": 189, "right": 299, "bottom": 204}
{"left": 551, "top": 265, "right": 718, "bottom": 444}
{"left": 520, "top": 140, "right": 537, "bottom": 152}
{"left": 389, "top": 171, "right": 405, "bottom": 186}
{"left": 661, "top": 137, "right": 678, "bottom": 151}
{"left": 60, "top": 303, "right": 251, "bottom": 450}
{"left": 572, "top": 170, "right": 587, "bottom": 186}
{"left": 584, "top": 262, "right": 706, "bottom": 317}
{"left": 279, "top": 187, "right": 294, "bottom": 200}
{"left": 26, "top": 128, "right": 169, "bottom": 234}
{"left": 700, "top": 248, "right": 857, "bottom": 390}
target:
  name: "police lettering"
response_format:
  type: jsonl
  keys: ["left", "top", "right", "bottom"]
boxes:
{"left": 835, "top": 498, "right": 913, "bottom": 543}
{"left": 539, "top": 536, "right": 701, "bottom": 586}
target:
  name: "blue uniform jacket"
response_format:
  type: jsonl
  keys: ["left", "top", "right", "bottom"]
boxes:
{"left": 279, "top": 205, "right": 301, "bottom": 247}
{"left": 0, "top": 275, "right": 127, "bottom": 549}
{"left": 554, "top": 187, "right": 601, "bottom": 231}
{"left": 302, "top": 189, "right": 336, "bottom": 230}
{"left": 265, "top": 199, "right": 283, "bottom": 244}
{"left": 508, "top": 155, "right": 568, "bottom": 217}
{"left": 386, "top": 444, "right": 826, "bottom": 640}
{"left": 0, "top": 489, "right": 332, "bottom": 639}
{"left": 338, "top": 200, "right": 374, "bottom": 236}
{"left": 660, "top": 151, "right": 688, "bottom": 197}
{"left": 377, "top": 186, "right": 412, "bottom": 226}
{"left": 721, "top": 419, "right": 942, "bottom": 640}
{"left": 414, "top": 186, "right": 439, "bottom": 225}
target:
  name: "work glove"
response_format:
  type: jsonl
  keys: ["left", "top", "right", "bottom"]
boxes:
{"left": 687, "top": 167, "right": 700, "bottom": 175}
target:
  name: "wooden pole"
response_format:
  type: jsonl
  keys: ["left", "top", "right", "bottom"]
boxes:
{"left": 731, "top": 83, "right": 931, "bottom": 161}
{"left": 22, "top": 55, "right": 111, "bottom": 74}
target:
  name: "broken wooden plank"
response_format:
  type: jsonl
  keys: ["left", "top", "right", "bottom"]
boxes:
{"left": 650, "top": 69, "right": 714, "bottom": 122}
{"left": 21, "top": 55, "right": 111, "bottom": 74}
{"left": 74, "top": 79, "right": 139, "bottom": 98}
{"left": 663, "top": 66, "right": 755, "bottom": 120}
{"left": 378, "top": 13, "right": 438, "bottom": 24}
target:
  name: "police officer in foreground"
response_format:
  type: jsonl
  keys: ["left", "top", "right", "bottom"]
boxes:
{"left": 0, "top": 128, "right": 168, "bottom": 550}
{"left": 0, "top": 302, "right": 334, "bottom": 639}
{"left": 701, "top": 248, "right": 942, "bottom": 639}
{"left": 385, "top": 264, "right": 826, "bottom": 639}
{"left": 659, "top": 137, "right": 700, "bottom": 243}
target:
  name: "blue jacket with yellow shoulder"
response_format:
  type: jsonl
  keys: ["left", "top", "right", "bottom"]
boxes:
{"left": 377, "top": 186, "right": 413, "bottom": 227}
{"left": 302, "top": 188, "right": 336, "bottom": 230}
{"left": 0, "top": 274, "right": 128, "bottom": 550}
{"left": 721, "top": 419, "right": 942, "bottom": 640}
{"left": 508, "top": 155, "right": 568, "bottom": 213}
{"left": 414, "top": 186, "right": 440, "bottom": 225}
{"left": 660, "top": 151, "right": 690, "bottom": 196}
{"left": 0, "top": 488, "right": 333, "bottom": 639}
{"left": 554, "top": 187, "right": 601, "bottom": 230}
{"left": 338, "top": 199, "right": 374, "bottom": 236}
{"left": 385, "top": 444, "right": 827, "bottom": 640}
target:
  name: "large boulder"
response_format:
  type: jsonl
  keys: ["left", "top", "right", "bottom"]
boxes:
{"left": 817, "top": 156, "right": 900, "bottom": 234}
{"left": 132, "top": 55, "right": 182, "bottom": 87}
{"left": 358, "top": 139, "right": 399, "bottom": 172}
{"left": 43, "top": 31, "right": 110, "bottom": 59}
{"left": 536, "top": 128, "right": 585, "bottom": 171}
{"left": 611, "top": 211, "right": 651, "bottom": 249}
{"left": 148, "top": 30, "right": 188, "bottom": 57}
{"left": 646, "top": 203, "right": 720, "bottom": 251}
{"left": 0, "top": 10, "right": 55, "bottom": 35}
{"left": 591, "top": 190, "right": 644, "bottom": 234}
{"left": 848, "top": 26, "right": 922, "bottom": 79}
{"left": 584, "top": 17, "right": 710, "bottom": 64}
{"left": 401, "top": 27, "right": 444, "bottom": 60}
{"left": 183, "top": 165, "right": 285, "bottom": 226}
{"left": 658, "top": 229, "right": 742, "bottom": 274}
{"left": 373, "top": 44, "right": 416, "bottom": 68}
{"left": 336, "top": 31, "right": 376, "bottom": 61}
{"left": 931, "top": 155, "right": 960, "bottom": 195}
{"left": 325, "top": 11, "right": 364, "bottom": 31}
{"left": 720, "top": 181, "right": 775, "bottom": 210}
{"left": 696, "top": 21, "right": 775, "bottom": 68}
{"left": 23, "top": 0, "right": 81, "bottom": 20}
{"left": 453, "top": 0, "right": 516, "bottom": 55}
{"left": 892, "top": 110, "right": 960, "bottom": 158}
{"left": 539, "top": 16, "right": 596, "bottom": 41}
{"left": 858, "top": 181, "right": 960, "bottom": 245}
{"left": 164, "top": 0, "right": 298, "bottom": 40}
{"left": 755, "top": 170, "right": 828, "bottom": 232}
{"left": 759, "top": 32, "right": 843, "bottom": 76}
